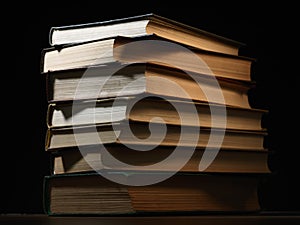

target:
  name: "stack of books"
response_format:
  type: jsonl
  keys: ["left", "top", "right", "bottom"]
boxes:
{"left": 40, "top": 13, "right": 270, "bottom": 216}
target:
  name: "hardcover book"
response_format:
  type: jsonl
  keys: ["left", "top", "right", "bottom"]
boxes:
{"left": 48, "top": 13, "right": 245, "bottom": 56}
{"left": 43, "top": 172, "right": 263, "bottom": 215}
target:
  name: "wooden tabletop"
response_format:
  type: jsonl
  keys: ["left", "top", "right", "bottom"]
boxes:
{"left": 1, "top": 212, "right": 300, "bottom": 225}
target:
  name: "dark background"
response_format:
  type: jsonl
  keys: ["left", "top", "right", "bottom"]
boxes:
{"left": 1, "top": 2, "right": 299, "bottom": 213}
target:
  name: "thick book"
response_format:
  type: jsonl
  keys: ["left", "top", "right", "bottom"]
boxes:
{"left": 45, "top": 121, "right": 267, "bottom": 151}
{"left": 43, "top": 172, "right": 262, "bottom": 215}
{"left": 48, "top": 13, "right": 245, "bottom": 56}
{"left": 50, "top": 144, "right": 270, "bottom": 175}
{"left": 41, "top": 34, "right": 254, "bottom": 82}
{"left": 45, "top": 62, "right": 253, "bottom": 109}
{"left": 47, "top": 96, "right": 267, "bottom": 131}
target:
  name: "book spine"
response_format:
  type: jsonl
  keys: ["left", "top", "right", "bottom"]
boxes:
{"left": 46, "top": 103, "right": 54, "bottom": 128}
{"left": 40, "top": 48, "right": 47, "bottom": 74}
{"left": 250, "top": 60, "right": 257, "bottom": 81}
{"left": 49, "top": 27, "right": 55, "bottom": 46}
{"left": 45, "top": 72, "right": 53, "bottom": 103}
{"left": 44, "top": 129, "right": 51, "bottom": 151}
{"left": 42, "top": 176, "right": 52, "bottom": 215}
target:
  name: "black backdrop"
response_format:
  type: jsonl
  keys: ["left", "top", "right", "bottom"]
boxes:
{"left": 1, "top": 3, "right": 299, "bottom": 213}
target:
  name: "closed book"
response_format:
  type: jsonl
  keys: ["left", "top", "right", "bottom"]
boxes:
{"left": 45, "top": 62, "right": 254, "bottom": 109}
{"left": 43, "top": 172, "right": 263, "bottom": 215}
{"left": 41, "top": 34, "right": 254, "bottom": 82}
{"left": 46, "top": 96, "right": 267, "bottom": 131}
{"left": 45, "top": 121, "right": 267, "bottom": 151}
{"left": 50, "top": 144, "right": 271, "bottom": 175}
{"left": 48, "top": 13, "right": 245, "bottom": 56}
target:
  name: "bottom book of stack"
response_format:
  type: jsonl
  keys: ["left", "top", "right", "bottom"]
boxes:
{"left": 43, "top": 171, "right": 265, "bottom": 215}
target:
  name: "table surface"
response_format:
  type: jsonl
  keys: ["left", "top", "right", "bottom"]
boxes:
{"left": 1, "top": 212, "right": 300, "bottom": 225}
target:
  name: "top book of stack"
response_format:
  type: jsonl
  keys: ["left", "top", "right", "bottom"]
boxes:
{"left": 48, "top": 13, "right": 245, "bottom": 56}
